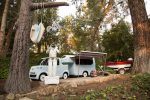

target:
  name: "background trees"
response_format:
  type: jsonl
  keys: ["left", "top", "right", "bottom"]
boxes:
{"left": 102, "top": 20, "right": 133, "bottom": 61}
{"left": 59, "top": 0, "right": 115, "bottom": 52}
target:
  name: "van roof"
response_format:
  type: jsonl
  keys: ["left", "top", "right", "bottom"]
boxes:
{"left": 41, "top": 51, "right": 107, "bottom": 59}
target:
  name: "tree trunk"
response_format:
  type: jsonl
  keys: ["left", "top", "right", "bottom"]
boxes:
{"left": 128, "top": 0, "right": 150, "bottom": 73}
{"left": 4, "top": 0, "right": 68, "bottom": 93}
{"left": 37, "top": 43, "right": 41, "bottom": 53}
{"left": 0, "top": 0, "right": 10, "bottom": 57}
{"left": 4, "top": 0, "right": 32, "bottom": 93}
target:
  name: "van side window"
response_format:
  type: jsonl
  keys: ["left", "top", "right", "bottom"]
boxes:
{"left": 75, "top": 58, "right": 93, "bottom": 65}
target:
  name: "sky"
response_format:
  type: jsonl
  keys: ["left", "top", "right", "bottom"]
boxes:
{"left": 56, "top": 0, "right": 80, "bottom": 17}
{"left": 56, "top": 0, "right": 150, "bottom": 20}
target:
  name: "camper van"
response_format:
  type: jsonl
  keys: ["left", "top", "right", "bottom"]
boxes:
{"left": 61, "top": 55, "right": 96, "bottom": 77}
{"left": 29, "top": 57, "right": 69, "bottom": 81}
{"left": 29, "top": 53, "right": 97, "bottom": 81}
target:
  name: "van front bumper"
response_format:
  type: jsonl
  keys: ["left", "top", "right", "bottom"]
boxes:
{"left": 30, "top": 74, "right": 36, "bottom": 77}
{"left": 29, "top": 72, "right": 38, "bottom": 79}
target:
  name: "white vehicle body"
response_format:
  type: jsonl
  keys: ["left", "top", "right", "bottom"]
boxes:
{"left": 108, "top": 64, "right": 131, "bottom": 69}
{"left": 29, "top": 54, "right": 96, "bottom": 81}
{"left": 29, "top": 58, "right": 69, "bottom": 81}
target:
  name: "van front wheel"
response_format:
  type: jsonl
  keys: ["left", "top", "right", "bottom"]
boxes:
{"left": 83, "top": 71, "right": 88, "bottom": 77}
{"left": 39, "top": 73, "right": 47, "bottom": 81}
{"left": 63, "top": 72, "right": 68, "bottom": 79}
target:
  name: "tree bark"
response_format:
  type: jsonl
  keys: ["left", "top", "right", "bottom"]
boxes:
{"left": 4, "top": 0, "right": 68, "bottom": 93}
{"left": 128, "top": 0, "right": 150, "bottom": 73}
{"left": 0, "top": 0, "right": 10, "bottom": 57}
{"left": 37, "top": 43, "right": 41, "bottom": 53}
{"left": 4, "top": 0, "right": 32, "bottom": 93}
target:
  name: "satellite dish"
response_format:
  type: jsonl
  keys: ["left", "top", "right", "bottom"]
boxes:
{"left": 30, "top": 22, "right": 45, "bottom": 43}
{"left": 36, "top": 22, "right": 45, "bottom": 42}
{"left": 30, "top": 24, "right": 40, "bottom": 43}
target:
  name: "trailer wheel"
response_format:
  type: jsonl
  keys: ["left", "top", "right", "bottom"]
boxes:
{"left": 63, "top": 72, "right": 68, "bottom": 79}
{"left": 83, "top": 71, "right": 88, "bottom": 77}
{"left": 118, "top": 68, "right": 125, "bottom": 74}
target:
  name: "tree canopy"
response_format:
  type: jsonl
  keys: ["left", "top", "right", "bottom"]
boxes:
{"left": 102, "top": 20, "right": 133, "bottom": 61}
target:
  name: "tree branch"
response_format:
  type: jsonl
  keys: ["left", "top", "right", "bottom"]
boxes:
{"left": 31, "top": 2, "right": 69, "bottom": 11}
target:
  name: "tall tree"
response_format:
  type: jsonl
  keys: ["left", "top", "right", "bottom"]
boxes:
{"left": 0, "top": 0, "right": 21, "bottom": 57}
{"left": 4, "top": 0, "right": 68, "bottom": 93}
{"left": 59, "top": 0, "right": 115, "bottom": 52}
{"left": 86, "top": 0, "right": 114, "bottom": 51}
{"left": 0, "top": 0, "right": 10, "bottom": 57}
{"left": 128, "top": 0, "right": 150, "bottom": 73}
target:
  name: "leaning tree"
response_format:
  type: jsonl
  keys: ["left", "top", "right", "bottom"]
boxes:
{"left": 4, "top": 0, "right": 68, "bottom": 93}
{"left": 0, "top": 0, "right": 9, "bottom": 57}
{"left": 128, "top": 0, "right": 150, "bottom": 73}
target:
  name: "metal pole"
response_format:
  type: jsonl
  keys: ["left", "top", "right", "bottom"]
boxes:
{"left": 104, "top": 54, "right": 107, "bottom": 74}
{"left": 78, "top": 55, "right": 80, "bottom": 77}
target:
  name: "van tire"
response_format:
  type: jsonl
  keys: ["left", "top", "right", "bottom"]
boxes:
{"left": 39, "top": 73, "right": 47, "bottom": 81}
{"left": 83, "top": 71, "right": 88, "bottom": 77}
{"left": 63, "top": 72, "right": 68, "bottom": 79}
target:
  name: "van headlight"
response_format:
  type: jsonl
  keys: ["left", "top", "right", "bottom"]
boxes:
{"left": 30, "top": 67, "right": 35, "bottom": 70}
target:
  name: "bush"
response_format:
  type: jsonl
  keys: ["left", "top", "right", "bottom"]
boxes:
{"left": 131, "top": 73, "right": 150, "bottom": 93}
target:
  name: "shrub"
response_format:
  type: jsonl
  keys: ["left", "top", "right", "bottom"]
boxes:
{"left": 131, "top": 73, "right": 150, "bottom": 93}
{"left": 29, "top": 53, "right": 48, "bottom": 67}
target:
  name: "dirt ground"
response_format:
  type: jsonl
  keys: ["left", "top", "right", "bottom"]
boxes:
{"left": 0, "top": 74, "right": 131, "bottom": 99}
{"left": 57, "top": 75, "right": 131, "bottom": 99}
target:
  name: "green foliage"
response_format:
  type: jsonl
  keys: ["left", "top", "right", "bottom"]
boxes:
{"left": 80, "top": 74, "right": 150, "bottom": 100}
{"left": 131, "top": 73, "right": 150, "bottom": 94}
{"left": 0, "top": 66, "right": 9, "bottom": 79}
{"left": 0, "top": 53, "right": 48, "bottom": 79}
{"left": 59, "top": 0, "right": 114, "bottom": 52}
{"left": 0, "top": 58, "right": 10, "bottom": 79}
{"left": 102, "top": 20, "right": 133, "bottom": 61}
{"left": 29, "top": 53, "right": 48, "bottom": 67}
{"left": 81, "top": 85, "right": 145, "bottom": 100}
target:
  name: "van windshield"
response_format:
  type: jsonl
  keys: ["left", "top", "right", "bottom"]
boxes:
{"left": 40, "top": 58, "right": 48, "bottom": 65}
{"left": 75, "top": 58, "right": 93, "bottom": 65}
{"left": 40, "top": 58, "right": 60, "bottom": 65}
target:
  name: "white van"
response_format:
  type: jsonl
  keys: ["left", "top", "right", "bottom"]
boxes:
{"left": 29, "top": 57, "right": 69, "bottom": 81}
{"left": 29, "top": 54, "right": 96, "bottom": 81}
